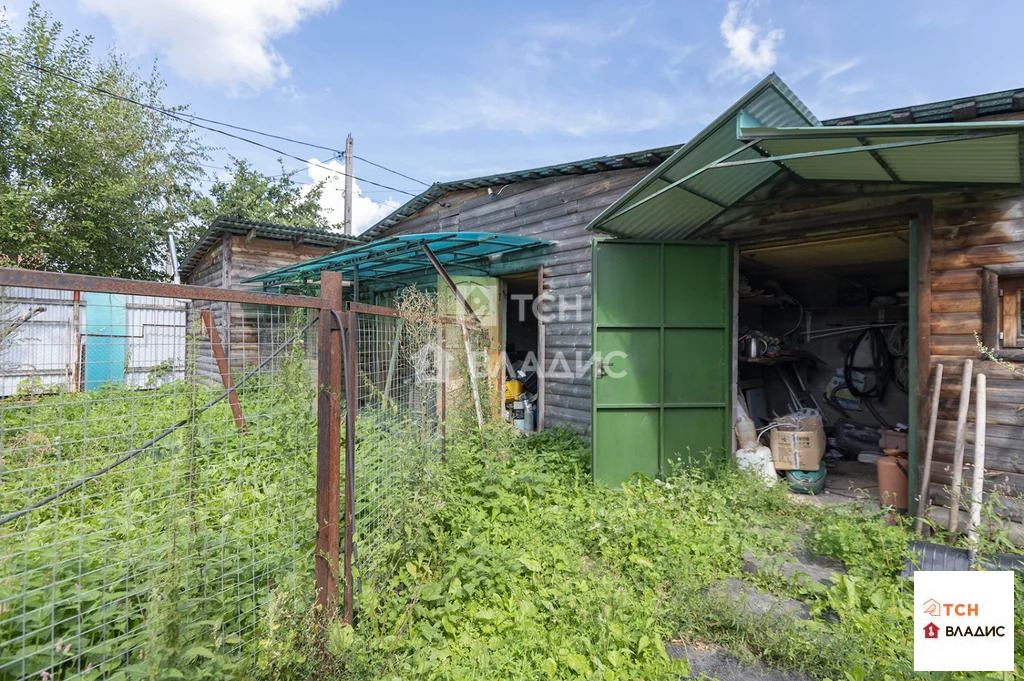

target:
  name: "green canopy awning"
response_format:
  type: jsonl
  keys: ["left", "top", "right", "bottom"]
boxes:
{"left": 243, "top": 232, "right": 550, "bottom": 288}
{"left": 588, "top": 74, "right": 1024, "bottom": 241}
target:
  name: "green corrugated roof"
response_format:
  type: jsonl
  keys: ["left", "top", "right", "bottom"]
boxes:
{"left": 738, "top": 118, "right": 1024, "bottom": 185}
{"left": 587, "top": 74, "right": 1024, "bottom": 241}
{"left": 587, "top": 74, "right": 817, "bottom": 240}
{"left": 243, "top": 232, "right": 550, "bottom": 288}
{"left": 823, "top": 87, "right": 1024, "bottom": 126}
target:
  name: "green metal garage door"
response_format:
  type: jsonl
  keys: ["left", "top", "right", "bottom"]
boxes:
{"left": 591, "top": 241, "right": 732, "bottom": 487}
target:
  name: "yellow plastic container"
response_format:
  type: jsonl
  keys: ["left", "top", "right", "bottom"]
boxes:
{"left": 505, "top": 379, "right": 524, "bottom": 402}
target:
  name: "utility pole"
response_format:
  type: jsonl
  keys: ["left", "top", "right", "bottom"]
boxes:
{"left": 344, "top": 134, "right": 354, "bottom": 235}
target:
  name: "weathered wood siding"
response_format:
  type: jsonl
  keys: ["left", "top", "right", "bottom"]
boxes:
{"left": 184, "top": 234, "right": 336, "bottom": 376}
{"left": 929, "top": 193, "right": 1024, "bottom": 522}
{"left": 226, "top": 236, "right": 336, "bottom": 367}
{"left": 377, "top": 168, "right": 651, "bottom": 431}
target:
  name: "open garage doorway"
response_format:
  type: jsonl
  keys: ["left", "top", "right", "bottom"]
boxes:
{"left": 738, "top": 228, "right": 913, "bottom": 506}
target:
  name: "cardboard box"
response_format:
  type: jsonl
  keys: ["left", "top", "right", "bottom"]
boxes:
{"left": 770, "top": 425, "right": 825, "bottom": 471}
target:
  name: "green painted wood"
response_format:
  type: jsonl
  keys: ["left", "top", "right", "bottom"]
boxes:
{"left": 592, "top": 240, "right": 732, "bottom": 487}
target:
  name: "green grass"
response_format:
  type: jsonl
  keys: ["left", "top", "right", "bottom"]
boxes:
{"left": 3, "top": 376, "right": 1023, "bottom": 681}
{"left": 327, "top": 427, "right": 1024, "bottom": 681}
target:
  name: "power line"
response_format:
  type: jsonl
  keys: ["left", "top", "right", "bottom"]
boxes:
{"left": 4, "top": 54, "right": 422, "bottom": 198}
{"left": 353, "top": 155, "right": 429, "bottom": 187}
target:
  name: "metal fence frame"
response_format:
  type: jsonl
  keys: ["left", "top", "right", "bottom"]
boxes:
{"left": 0, "top": 266, "right": 478, "bottom": 681}
{"left": 0, "top": 268, "right": 355, "bottom": 626}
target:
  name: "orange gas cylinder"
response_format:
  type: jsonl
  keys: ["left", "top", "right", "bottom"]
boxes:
{"left": 877, "top": 452, "right": 909, "bottom": 510}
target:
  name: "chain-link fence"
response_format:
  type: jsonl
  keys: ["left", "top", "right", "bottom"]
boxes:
{"left": 0, "top": 270, "right": 495, "bottom": 680}
{"left": 351, "top": 303, "right": 475, "bottom": 590}
{"left": 0, "top": 279, "right": 321, "bottom": 680}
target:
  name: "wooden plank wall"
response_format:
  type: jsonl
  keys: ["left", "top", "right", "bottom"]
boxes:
{"left": 929, "top": 192, "right": 1024, "bottom": 520}
{"left": 379, "top": 168, "right": 651, "bottom": 431}
{"left": 184, "top": 240, "right": 228, "bottom": 382}
{"left": 227, "top": 236, "right": 336, "bottom": 368}
{"left": 184, "top": 235, "right": 336, "bottom": 376}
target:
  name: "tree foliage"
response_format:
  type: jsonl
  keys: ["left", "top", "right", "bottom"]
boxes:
{"left": 190, "top": 157, "right": 334, "bottom": 233}
{"left": 0, "top": 5, "right": 209, "bottom": 279}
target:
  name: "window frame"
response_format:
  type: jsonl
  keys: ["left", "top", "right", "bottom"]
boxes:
{"left": 981, "top": 265, "right": 1024, "bottom": 359}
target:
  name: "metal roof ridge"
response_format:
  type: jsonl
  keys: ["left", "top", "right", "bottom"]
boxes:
{"left": 360, "top": 143, "right": 684, "bottom": 240}
{"left": 586, "top": 73, "right": 818, "bottom": 236}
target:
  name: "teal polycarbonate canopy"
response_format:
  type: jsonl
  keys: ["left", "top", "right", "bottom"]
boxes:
{"left": 588, "top": 73, "right": 1024, "bottom": 241}
{"left": 243, "top": 232, "right": 550, "bottom": 288}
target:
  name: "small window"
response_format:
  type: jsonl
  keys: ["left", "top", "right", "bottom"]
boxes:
{"left": 1000, "top": 277, "right": 1024, "bottom": 348}
{"left": 981, "top": 267, "right": 1024, "bottom": 358}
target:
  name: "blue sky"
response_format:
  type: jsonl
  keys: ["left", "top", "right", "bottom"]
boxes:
{"left": 7, "top": 0, "right": 1024, "bottom": 231}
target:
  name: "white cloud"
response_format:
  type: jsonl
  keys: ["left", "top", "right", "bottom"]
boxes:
{"left": 717, "top": 1, "right": 783, "bottom": 79}
{"left": 77, "top": 0, "right": 337, "bottom": 94}
{"left": 303, "top": 158, "right": 401, "bottom": 234}
{"left": 422, "top": 83, "right": 680, "bottom": 137}
{"left": 819, "top": 57, "right": 861, "bottom": 82}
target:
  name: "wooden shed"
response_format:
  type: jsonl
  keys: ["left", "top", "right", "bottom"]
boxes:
{"left": 352, "top": 146, "right": 678, "bottom": 431}
{"left": 180, "top": 215, "right": 358, "bottom": 371}
{"left": 252, "top": 74, "right": 1024, "bottom": 534}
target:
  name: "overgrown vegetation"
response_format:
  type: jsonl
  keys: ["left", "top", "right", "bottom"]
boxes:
{"left": 0, "top": 333, "right": 319, "bottom": 679}
{"left": 3, "top": 333, "right": 1022, "bottom": 679}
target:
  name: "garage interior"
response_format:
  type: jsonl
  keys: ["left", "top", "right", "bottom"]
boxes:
{"left": 737, "top": 229, "right": 912, "bottom": 503}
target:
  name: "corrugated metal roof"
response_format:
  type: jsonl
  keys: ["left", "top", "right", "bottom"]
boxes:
{"left": 823, "top": 87, "right": 1024, "bottom": 126}
{"left": 179, "top": 216, "right": 362, "bottom": 280}
{"left": 587, "top": 76, "right": 1024, "bottom": 241}
{"left": 243, "top": 232, "right": 550, "bottom": 287}
{"left": 361, "top": 144, "right": 681, "bottom": 240}
{"left": 587, "top": 74, "right": 818, "bottom": 239}
{"left": 740, "top": 121, "right": 1024, "bottom": 185}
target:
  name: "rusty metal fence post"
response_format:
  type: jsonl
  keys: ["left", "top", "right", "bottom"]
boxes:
{"left": 315, "top": 272, "right": 344, "bottom": 616}
{"left": 343, "top": 307, "right": 357, "bottom": 624}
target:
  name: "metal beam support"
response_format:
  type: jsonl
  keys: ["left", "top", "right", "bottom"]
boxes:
{"left": 0, "top": 267, "right": 330, "bottom": 309}
{"left": 857, "top": 136, "right": 902, "bottom": 181}
{"left": 653, "top": 176, "right": 727, "bottom": 208}
{"left": 603, "top": 140, "right": 765, "bottom": 223}
{"left": 420, "top": 244, "right": 484, "bottom": 327}
{"left": 713, "top": 133, "right": 1008, "bottom": 169}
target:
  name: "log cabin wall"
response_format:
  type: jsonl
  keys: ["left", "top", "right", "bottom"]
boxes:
{"left": 707, "top": 183, "right": 1024, "bottom": 531}
{"left": 929, "top": 190, "right": 1024, "bottom": 528}
{"left": 375, "top": 167, "right": 651, "bottom": 432}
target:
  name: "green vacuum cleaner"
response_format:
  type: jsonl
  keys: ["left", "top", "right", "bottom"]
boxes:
{"left": 785, "top": 464, "right": 826, "bottom": 495}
